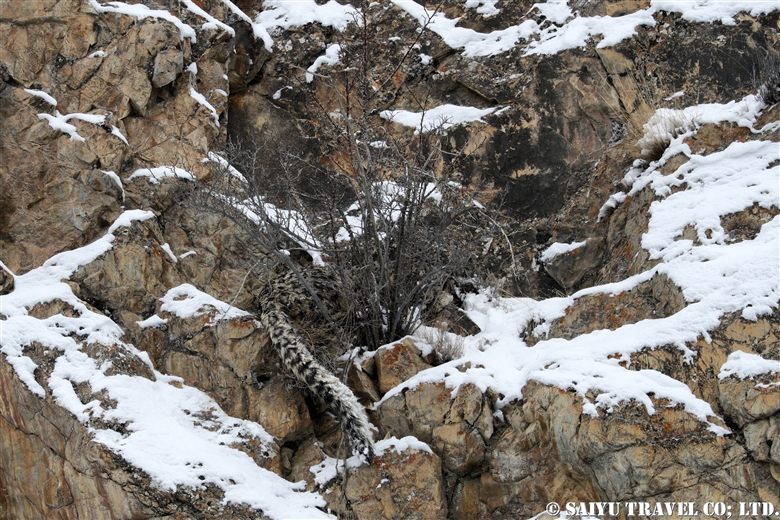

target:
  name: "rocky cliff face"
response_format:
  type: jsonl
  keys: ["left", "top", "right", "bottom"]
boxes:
{"left": 1, "top": 0, "right": 779, "bottom": 519}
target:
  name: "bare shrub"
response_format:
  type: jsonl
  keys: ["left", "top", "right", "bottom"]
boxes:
{"left": 418, "top": 326, "right": 466, "bottom": 364}
{"left": 196, "top": 133, "right": 482, "bottom": 349}
{"left": 188, "top": 1, "right": 511, "bottom": 351}
{"left": 636, "top": 108, "right": 698, "bottom": 162}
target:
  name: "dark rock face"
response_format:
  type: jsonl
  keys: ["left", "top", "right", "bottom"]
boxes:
{"left": 542, "top": 237, "right": 604, "bottom": 291}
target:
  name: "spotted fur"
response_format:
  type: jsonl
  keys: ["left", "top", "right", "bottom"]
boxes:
{"left": 258, "top": 268, "right": 375, "bottom": 462}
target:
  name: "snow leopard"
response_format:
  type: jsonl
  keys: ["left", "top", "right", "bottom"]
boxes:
{"left": 257, "top": 267, "right": 375, "bottom": 462}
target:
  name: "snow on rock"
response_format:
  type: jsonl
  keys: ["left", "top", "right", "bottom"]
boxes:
{"left": 37, "top": 111, "right": 105, "bottom": 142}
{"left": 0, "top": 211, "right": 334, "bottom": 519}
{"left": 110, "top": 125, "right": 129, "bottom": 145}
{"left": 24, "top": 88, "right": 57, "bottom": 106}
{"left": 380, "top": 105, "right": 499, "bottom": 134}
{"left": 220, "top": 0, "right": 274, "bottom": 51}
{"left": 202, "top": 152, "right": 247, "bottom": 182}
{"left": 377, "top": 93, "right": 779, "bottom": 438}
{"left": 257, "top": 0, "right": 358, "bottom": 34}
{"left": 101, "top": 170, "right": 125, "bottom": 201}
{"left": 539, "top": 240, "right": 587, "bottom": 263}
{"left": 36, "top": 109, "right": 128, "bottom": 146}
{"left": 180, "top": 0, "right": 235, "bottom": 36}
{"left": 389, "top": 0, "right": 778, "bottom": 58}
{"left": 136, "top": 314, "right": 168, "bottom": 329}
{"left": 464, "top": 0, "right": 500, "bottom": 18}
{"left": 376, "top": 435, "right": 434, "bottom": 455}
{"left": 310, "top": 436, "right": 433, "bottom": 486}
{"left": 190, "top": 88, "right": 221, "bottom": 127}
{"left": 87, "top": 0, "right": 197, "bottom": 42}
{"left": 37, "top": 112, "right": 85, "bottom": 142}
{"left": 306, "top": 43, "right": 342, "bottom": 82}
{"left": 0, "top": 209, "right": 156, "bottom": 396}
{"left": 606, "top": 94, "right": 770, "bottom": 218}
{"left": 389, "top": 0, "right": 537, "bottom": 58}
{"left": 128, "top": 166, "right": 196, "bottom": 184}
{"left": 653, "top": 0, "right": 779, "bottom": 25}
{"left": 643, "top": 139, "right": 778, "bottom": 260}
{"left": 217, "top": 193, "right": 325, "bottom": 266}
{"left": 123, "top": 0, "right": 778, "bottom": 62}
{"left": 160, "top": 243, "right": 178, "bottom": 263}
{"left": 719, "top": 351, "right": 780, "bottom": 381}
{"left": 159, "top": 283, "right": 250, "bottom": 322}
{"left": 526, "top": 6, "right": 656, "bottom": 56}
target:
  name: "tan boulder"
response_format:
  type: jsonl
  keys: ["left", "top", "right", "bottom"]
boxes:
{"left": 450, "top": 382, "right": 494, "bottom": 441}
{"left": 375, "top": 339, "right": 432, "bottom": 395}
{"left": 344, "top": 442, "right": 447, "bottom": 520}
{"left": 432, "top": 422, "right": 486, "bottom": 474}
{"left": 347, "top": 362, "right": 382, "bottom": 404}
{"left": 247, "top": 378, "right": 313, "bottom": 443}
{"left": 0, "top": 92, "right": 125, "bottom": 273}
{"left": 719, "top": 374, "right": 780, "bottom": 427}
{"left": 72, "top": 217, "right": 181, "bottom": 314}
{"left": 288, "top": 437, "right": 326, "bottom": 490}
{"left": 152, "top": 48, "right": 183, "bottom": 88}
{"left": 0, "top": 360, "right": 154, "bottom": 519}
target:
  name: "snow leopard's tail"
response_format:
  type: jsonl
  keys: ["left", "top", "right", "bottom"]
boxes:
{"left": 261, "top": 304, "right": 375, "bottom": 462}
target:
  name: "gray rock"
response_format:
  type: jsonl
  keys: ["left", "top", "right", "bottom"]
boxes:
{"left": 152, "top": 48, "right": 183, "bottom": 88}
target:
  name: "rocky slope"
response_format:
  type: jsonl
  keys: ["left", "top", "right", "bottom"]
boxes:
{"left": 1, "top": 0, "right": 779, "bottom": 519}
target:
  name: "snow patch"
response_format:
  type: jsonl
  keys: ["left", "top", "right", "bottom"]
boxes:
{"left": 128, "top": 166, "right": 196, "bottom": 184}
{"left": 257, "top": 0, "right": 358, "bottom": 34}
{"left": 202, "top": 152, "right": 247, "bottom": 183}
{"left": 306, "top": 43, "right": 341, "bottom": 82}
{"left": 380, "top": 104, "right": 499, "bottom": 134}
{"left": 87, "top": 0, "right": 197, "bottom": 42}
{"left": 0, "top": 210, "right": 155, "bottom": 397}
{"left": 159, "top": 284, "right": 249, "bottom": 322}
{"left": 101, "top": 170, "right": 125, "bottom": 201}
{"left": 107, "top": 209, "right": 156, "bottom": 235}
{"left": 180, "top": 0, "right": 235, "bottom": 36}
{"left": 1, "top": 209, "right": 332, "bottom": 518}
{"left": 719, "top": 351, "right": 780, "bottom": 381}
{"left": 110, "top": 125, "right": 129, "bottom": 145}
{"left": 136, "top": 315, "right": 168, "bottom": 329}
{"left": 539, "top": 240, "right": 587, "bottom": 263}
{"left": 220, "top": 0, "right": 274, "bottom": 50}
{"left": 464, "top": 0, "right": 500, "bottom": 18}
{"left": 36, "top": 109, "right": 127, "bottom": 146}
{"left": 310, "top": 436, "right": 433, "bottom": 486}
{"left": 160, "top": 243, "right": 178, "bottom": 263}
{"left": 653, "top": 0, "right": 778, "bottom": 25}
{"left": 217, "top": 194, "right": 325, "bottom": 266}
{"left": 24, "top": 88, "right": 57, "bottom": 106}
{"left": 38, "top": 111, "right": 105, "bottom": 142}
{"left": 389, "top": 0, "right": 778, "bottom": 58}
{"left": 190, "top": 88, "right": 220, "bottom": 127}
